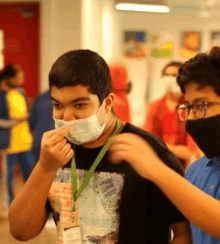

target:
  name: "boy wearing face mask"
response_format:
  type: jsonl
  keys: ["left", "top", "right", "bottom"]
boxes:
{"left": 8, "top": 50, "right": 191, "bottom": 244}
{"left": 109, "top": 46, "right": 220, "bottom": 243}
{"left": 142, "top": 61, "right": 199, "bottom": 169}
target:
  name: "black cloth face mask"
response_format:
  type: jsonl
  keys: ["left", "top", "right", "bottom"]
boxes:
{"left": 186, "top": 113, "right": 220, "bottom": 158}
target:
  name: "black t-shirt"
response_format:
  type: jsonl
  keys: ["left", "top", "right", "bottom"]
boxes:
{"left": 47, "top": 123, "right": 185, "bottom": 244}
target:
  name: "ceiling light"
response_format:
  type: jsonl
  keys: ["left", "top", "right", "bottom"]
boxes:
{"left": 116, "top": 3, "right": 170, "bottom": 13}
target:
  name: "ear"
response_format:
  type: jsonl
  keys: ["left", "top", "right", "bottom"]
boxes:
{"left": 105, "top": 93, "right": 115, "bottom": 113}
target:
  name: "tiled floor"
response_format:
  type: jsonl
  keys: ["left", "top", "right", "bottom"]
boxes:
{"left": 0, "top": 170, "right": 57, "bottom": 244}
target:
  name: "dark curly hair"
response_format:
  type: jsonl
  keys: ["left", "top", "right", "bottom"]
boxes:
{"left": 177, "top": 46, "right": 220, "bottom": 95}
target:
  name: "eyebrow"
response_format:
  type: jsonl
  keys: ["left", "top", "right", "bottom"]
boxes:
{"left": 51, "top": 96, "right": 91, "bottom": 104}
{"left": 184, "top": 97, "right": 209, "bottom": 104}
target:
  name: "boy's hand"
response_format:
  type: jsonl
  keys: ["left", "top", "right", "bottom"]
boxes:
{"left": 109, "top": 133, "right": 165, "bottom": 181}
{"left": 39, "top": 126, "right": 74, "bottom": 172}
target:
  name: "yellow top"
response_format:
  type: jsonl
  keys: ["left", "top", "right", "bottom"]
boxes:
{"left": 5, "top": 89, "right": 32, "bottom": 154}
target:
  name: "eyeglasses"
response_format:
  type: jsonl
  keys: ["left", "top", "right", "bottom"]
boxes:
{"left": 176, "top": 101, "right": 220, "bottom": 121}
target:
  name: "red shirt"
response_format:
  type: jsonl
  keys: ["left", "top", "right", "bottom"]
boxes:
{"left": 110, "top": 64, "right": 131, "bottom": 123}
{"left": 163, "top": 108, "right": 177, "bottom": 145}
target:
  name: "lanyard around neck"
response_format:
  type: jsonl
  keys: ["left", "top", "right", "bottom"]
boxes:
{"left": 71, "top": 119, "right": 122, "bottom": 211}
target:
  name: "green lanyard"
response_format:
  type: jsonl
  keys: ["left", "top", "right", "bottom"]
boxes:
{"left": 71, "top": 119, "right": 122, "bottom": 212}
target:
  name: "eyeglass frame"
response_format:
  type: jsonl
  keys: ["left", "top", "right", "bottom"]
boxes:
{"left": 176, "top": 101, "right": 220, "bottom": 121}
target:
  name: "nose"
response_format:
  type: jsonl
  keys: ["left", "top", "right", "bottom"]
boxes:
{"left": 63, "top": 109, "right": 76, "bottom": 121}
{"left": 187, "top": 108, "right": 196, "bottom": 120}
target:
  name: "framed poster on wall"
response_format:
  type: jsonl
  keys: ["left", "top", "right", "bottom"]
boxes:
{"left": 123, "top": 31, "right": 147, "bottom": 58}
{"left": 180, "top": 30, "right": 202, "bottom": 58}
{"left": 150, "top": 33, "right": 174, "bottom": 58}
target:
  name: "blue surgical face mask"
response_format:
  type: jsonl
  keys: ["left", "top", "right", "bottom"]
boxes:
{"left": 53, "top": 102, "right": 107, "bottom": 145}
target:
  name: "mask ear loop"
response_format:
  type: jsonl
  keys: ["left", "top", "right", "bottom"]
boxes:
{"left": 96, "top": 99, "right": 108, "bottom": 127}
{"left": 96, "top": 99, "right": 105, "bottom": 115}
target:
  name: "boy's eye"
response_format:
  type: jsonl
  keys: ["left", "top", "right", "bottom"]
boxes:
{"left": 75, "top": 103, "right": 85, "bottom": 108}
{"left": 53, "top": 104, "right": 62, "bottom": 108}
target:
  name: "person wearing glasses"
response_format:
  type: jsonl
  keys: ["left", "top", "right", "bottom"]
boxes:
{"left": 109, "top": 46, "right": 220, "bottom": 243}
{"left": 142, "top": 61, "right": 199, "bottom": 169}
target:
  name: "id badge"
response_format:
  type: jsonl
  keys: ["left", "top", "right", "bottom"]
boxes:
{"left": 63, "top": 226, "right": 83, "bottom": 244}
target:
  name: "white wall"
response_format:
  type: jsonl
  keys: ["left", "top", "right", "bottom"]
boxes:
{"left": 101, "top": 0, "right": 123, "bottom": 63}
{"left": 81, "top": 0, "right": 123, "bottom": 63}
{"left": 40, "top": 0, "right": 82, "bottom": 92}
{"left": 81, "top": 0, "right": 102, "bottom": 54}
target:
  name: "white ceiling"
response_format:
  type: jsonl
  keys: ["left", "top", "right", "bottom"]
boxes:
{"left": 169, "top": 0, "right": 220, "bottom": 17}
{"left": 168, "top": 0, "right": 199, "bottom": 8}
{"left": 116, "top": 0, "right": 220, "bottom": 16}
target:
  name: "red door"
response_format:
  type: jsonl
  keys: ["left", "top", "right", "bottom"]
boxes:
{"left": 0, "top": 2, "right": 40, "bottom": 101}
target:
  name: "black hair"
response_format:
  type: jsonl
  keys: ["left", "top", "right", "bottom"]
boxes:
{"left": 49, "top": 49, "right": 113, "bottom": 104}
{"left": 161, "top": 61, "right": 183, "bottom": 76}
{"left": 177, "top": 46, "right": 220, "bottom": 95}
{"left": 0, "top": 64, "right": 20, "bottom": 82}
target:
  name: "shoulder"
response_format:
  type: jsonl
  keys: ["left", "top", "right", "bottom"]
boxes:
{"left": 16, "top": 87, "right": 26, "bottom": 96}
{"left": 185, "top": 156, "right": 208, "bottom": 179}
{"left": 146, "top": 98, "right": 165, "bottom": 116}
{"left": 40, "top": 90, "right": 50, "bottom": 98}
{"left": 123, "top": 123, "right": 165, "bottom": 146}
{"left": 122, "top": 123, "right": 170, "bottom": 153}
{"left": 35, "top": 90, "right": 50, "bottom": 100}
{"left": 122, "top": 123, "right": 184, "bottom": 175}
{"left": 33, "top": 90, "right": 51, "bottom": 106}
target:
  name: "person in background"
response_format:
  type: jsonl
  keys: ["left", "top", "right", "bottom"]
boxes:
{"left": 109, "top": 46, "right": 220, "bottom": 243}
{"left": 29, "top": 90, "right": 54, "bottom": 161}
{"left": 109, "top": 63, "right": 131, "bottom": 123}
{"left": 0, "top": 64, "right": 35, "bottom": 207}
{"left": 142, "top": 61, "right": 198, "bottom": 169}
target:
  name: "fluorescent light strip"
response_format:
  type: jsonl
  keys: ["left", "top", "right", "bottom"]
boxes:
{"left": 116, "top": 3, "right": 170, "bottom": 13}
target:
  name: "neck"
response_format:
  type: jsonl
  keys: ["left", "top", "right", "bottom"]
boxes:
{"left": 82, "top": 114, "right": 125, "bottom": 148}
{"left": 165, "top": 92, "right": 182, "bottom": 111}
